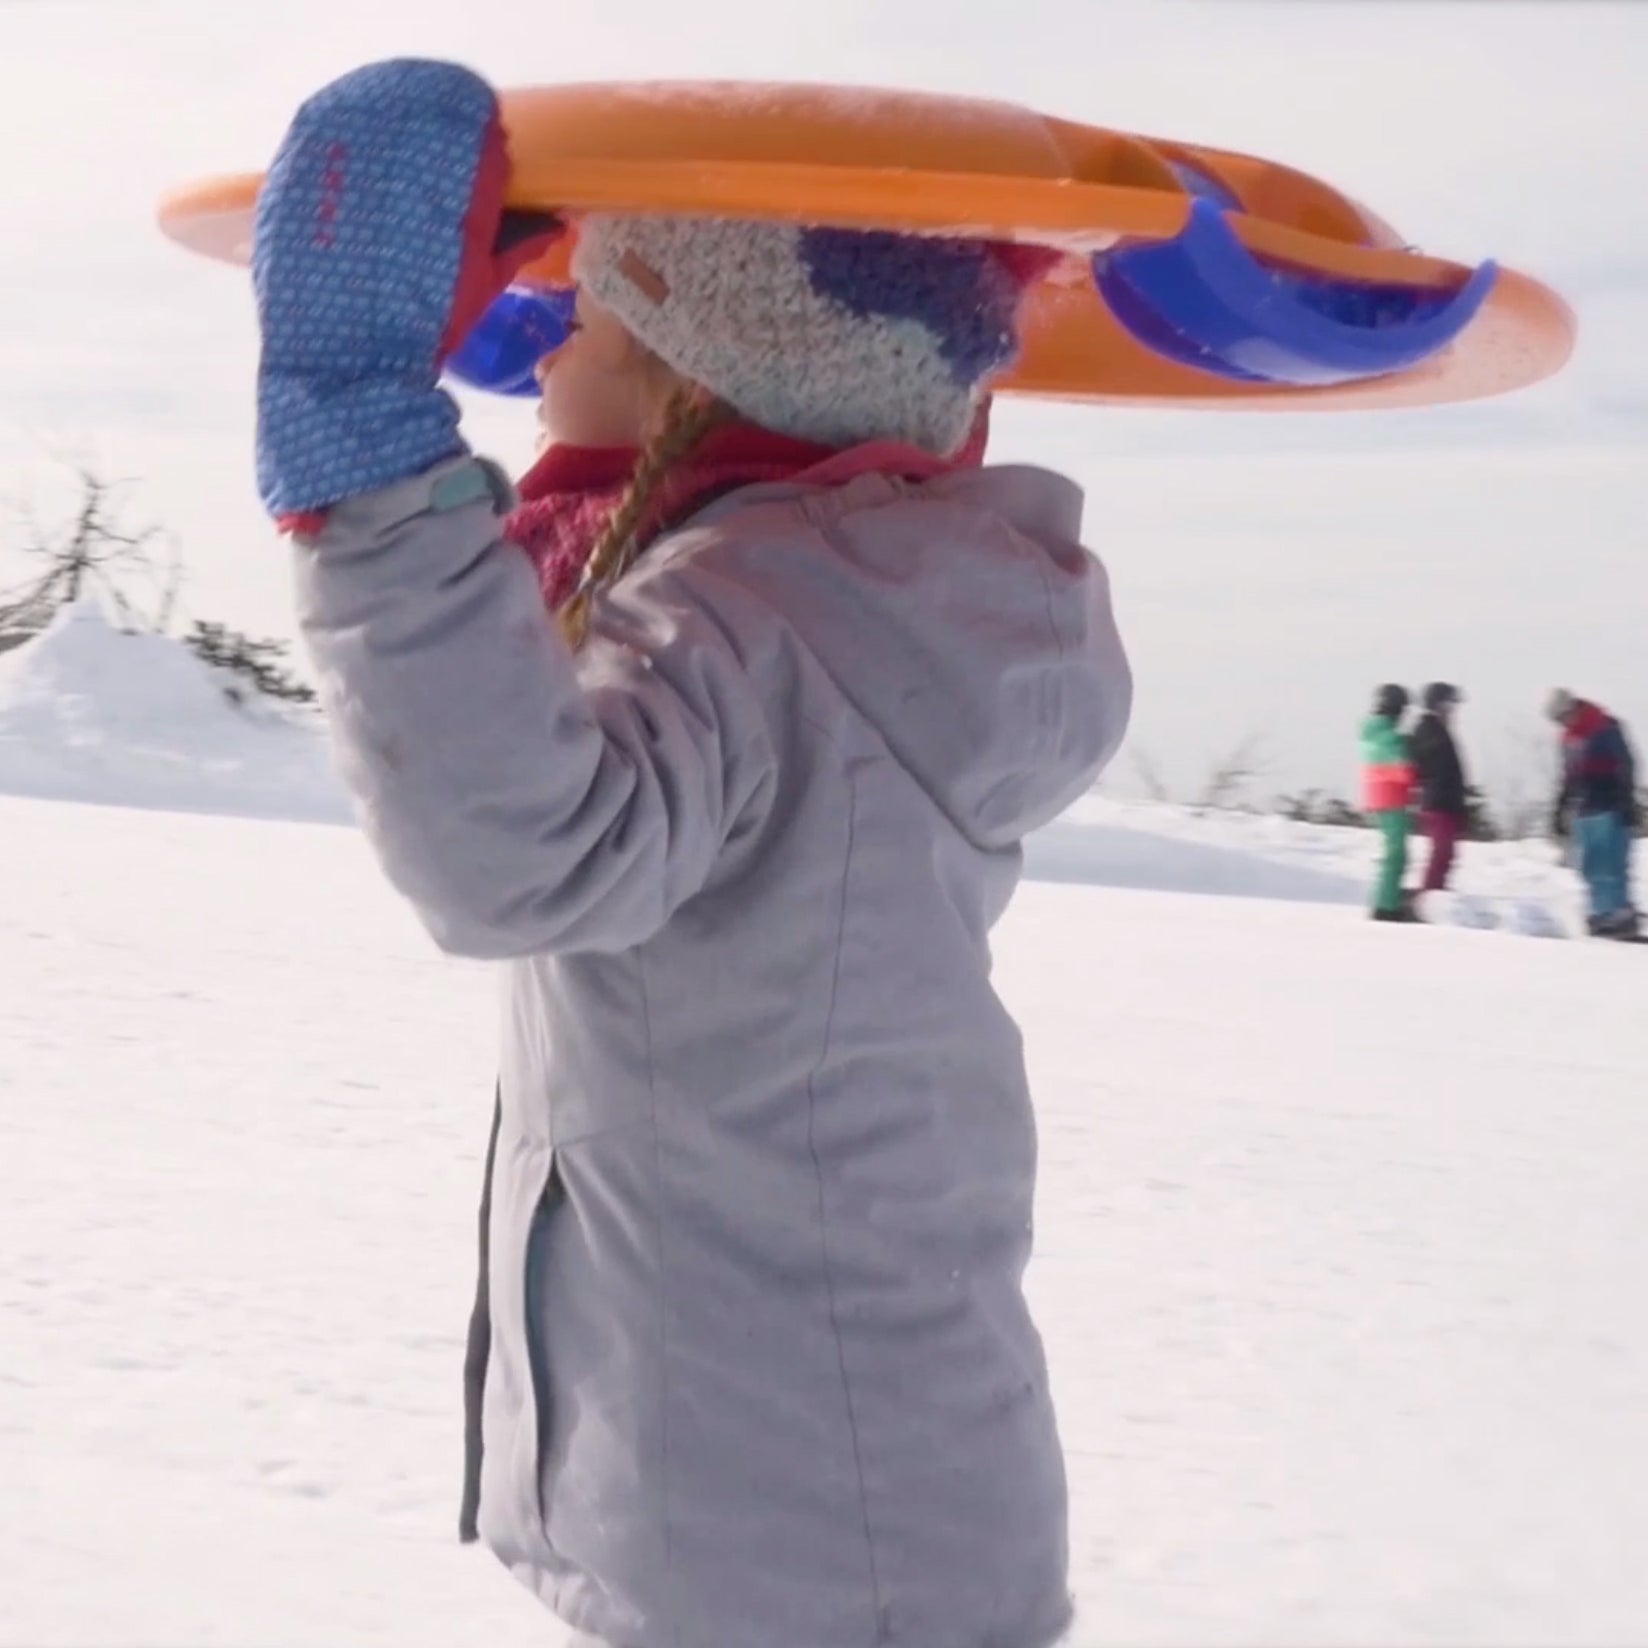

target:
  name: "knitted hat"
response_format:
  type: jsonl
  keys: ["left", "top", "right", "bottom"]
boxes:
{"left": 570, "top": 214, "right": 1046, "bottom": 456}
{"left": 1422, "top": 681, "right": 1462, "bottom": 712}
{"left": 1545, "top": 687, "right": 1577, "bottom": 724}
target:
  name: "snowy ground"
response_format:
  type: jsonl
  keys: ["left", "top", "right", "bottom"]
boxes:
{"left": 5, "top": 787, "right": 1647, "bottom": 1646}
{"left": 4, "top": 613, "right": 1647, "bottom": 1645}
{"left": 1028, "top": 794, "right": 1585, "bottom": 938}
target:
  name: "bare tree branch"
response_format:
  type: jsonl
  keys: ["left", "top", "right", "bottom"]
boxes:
{"left": 1196, "top": 734, "right": 1268, "bottom": 814}
{"left": 0, "top": 462, "right": 181, "bottom": 638}
{"left": 1129, "top": 747, "right": 1171, "bottom": 804}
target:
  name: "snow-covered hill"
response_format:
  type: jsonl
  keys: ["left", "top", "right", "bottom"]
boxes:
{"left": 0, "top": 599, "right": 348, "bottom": 824}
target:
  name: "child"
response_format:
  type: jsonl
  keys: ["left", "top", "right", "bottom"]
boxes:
{"left": 1361, "top": 684, "right": 1417, "bottom": 922}
{"left": 1547, "top": 689, "right": 1638, "bottom": 938}
{"left": 253, "top": 61, "right": 1131, "bottom": 1648}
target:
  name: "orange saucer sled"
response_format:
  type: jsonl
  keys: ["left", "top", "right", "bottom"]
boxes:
{"left": 157, "top": 80, "right": 1575, "bottom": 411}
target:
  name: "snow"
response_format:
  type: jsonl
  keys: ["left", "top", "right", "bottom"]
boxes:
{"left": 3, "top": 616, "right": 1646, "bottom": 1645}
{"left": 0, "top": 603, "right": 1593, "bottom": 932}
{"left": 0, "top": 1, "right": 1640, "bottom": 1634}
{"left": 0, "top": 598, "right": 348, "bottom": 825}
{"left": 1031, "top": 795, "right": 1589, "bottom": 937}
{"left": 4, "top": 792, "right": 1646, "bottom": 1647}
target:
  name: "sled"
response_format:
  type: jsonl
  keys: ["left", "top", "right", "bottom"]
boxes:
{"left": 156, "top": 79, "right": 1576, "bottom": 410}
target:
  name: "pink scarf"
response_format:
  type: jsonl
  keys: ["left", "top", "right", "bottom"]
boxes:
{"left": 504, "top": 411, "right": 991, "bottom": 611}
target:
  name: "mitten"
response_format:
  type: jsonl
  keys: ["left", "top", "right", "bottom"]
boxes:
{"left": 252, "top": 58, "right": 562, "bottom": 526}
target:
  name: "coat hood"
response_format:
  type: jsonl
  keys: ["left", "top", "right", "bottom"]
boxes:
{"left": 684, "top": 464, "right": 1132, "bottom": 849}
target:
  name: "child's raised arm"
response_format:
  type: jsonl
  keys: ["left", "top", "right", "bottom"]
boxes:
{"left": 254, "top": 60, "right": 774, "bottom": 957}
{"left": 294, "top": 454, "right": 775, "bottom": 959}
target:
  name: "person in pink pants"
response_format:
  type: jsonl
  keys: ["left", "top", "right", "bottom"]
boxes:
{"left": 1410, "top": 682, "right": 1470, "bottom": 893}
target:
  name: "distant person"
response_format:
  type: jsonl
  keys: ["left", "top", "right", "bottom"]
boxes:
{"left": 1547, "top": 689, "right": 1639, "bottom": 938}
{"left": 1361, "top": 683, "right": 1417, "bottom": 922}
{"left": 1410, "top": 682, "right": 1470, "bottom": 896}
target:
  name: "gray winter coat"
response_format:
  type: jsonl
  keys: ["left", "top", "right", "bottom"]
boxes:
{"left": 294, "top": 449, "right": 1132, "bottom": 1648}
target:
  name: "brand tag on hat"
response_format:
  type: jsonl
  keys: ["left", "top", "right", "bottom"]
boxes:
{"left": 618, "top": 249, "right": 670, "bottom": 305}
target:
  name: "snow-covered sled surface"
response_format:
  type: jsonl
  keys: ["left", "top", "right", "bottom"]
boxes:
{"left": 3, "top": 790, "right": 1646, "bottom": 1647}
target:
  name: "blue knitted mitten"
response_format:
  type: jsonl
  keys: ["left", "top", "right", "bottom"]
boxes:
{"left": 253, "top": 59, "right": 558, "bottom": 523}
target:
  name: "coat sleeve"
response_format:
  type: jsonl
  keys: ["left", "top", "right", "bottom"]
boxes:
{"left": 1614, "top": 722, "right": 1637, "bottom": 810}
{"left": 1409, "top": 721, "right": 1437, "bottom": 786}
{"left": 1437, "top": 727, "right": 1468, "bottom": 817}
{"left": 291, "top": 455, "right": 778, "bottom": 959}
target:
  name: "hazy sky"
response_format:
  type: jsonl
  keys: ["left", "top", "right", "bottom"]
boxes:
{"left": 1, "top": 0, "right": 1643, "bottom": 801}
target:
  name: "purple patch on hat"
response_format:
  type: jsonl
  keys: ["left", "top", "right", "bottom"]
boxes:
{"left": 797, "top": 227, "right": 1022, "bottom": 388}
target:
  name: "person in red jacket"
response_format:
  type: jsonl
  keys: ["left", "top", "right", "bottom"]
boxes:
{"left": 1547, "top": 689, "right": 1639, "bottom": 938}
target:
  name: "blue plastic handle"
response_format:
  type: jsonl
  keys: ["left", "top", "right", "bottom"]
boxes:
{"left": 1093, "top": 197, "right": 1498, "bottom": 387}
{"left": 1164, "top": 158, "right": 1240, "bottom": 212}
{"left": 444, "top": 285, "right": 577, "bottom": 397}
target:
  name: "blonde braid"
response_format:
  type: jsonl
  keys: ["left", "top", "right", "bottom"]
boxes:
{"left": 558, "top": 390, "right": 733, "bottom": 649}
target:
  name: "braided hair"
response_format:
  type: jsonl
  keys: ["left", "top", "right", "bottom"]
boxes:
{"left": 557, "top": 388, "right": 733, "bottom": 650}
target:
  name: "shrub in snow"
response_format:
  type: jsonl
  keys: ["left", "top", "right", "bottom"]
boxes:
{"left": 1275, "top": 789, "right": 1367, "bottom": 829}
{"left": 183, "top": 622, "right": 316, "bottom": 706}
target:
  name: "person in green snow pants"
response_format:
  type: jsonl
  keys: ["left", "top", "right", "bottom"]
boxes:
{"left": 1372, "top": 807, "right": 1411, "bottom": 915}
{"left": 1361, "top": 684, "right": 1418, "bottom": 921}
